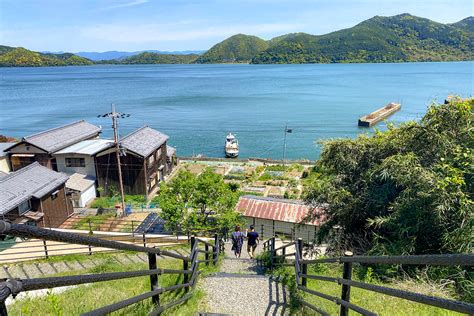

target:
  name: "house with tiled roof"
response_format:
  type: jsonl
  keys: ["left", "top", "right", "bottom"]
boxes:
{"left": 235, "top": 195, "right": 324, "bottom": 242}
{"left": 94, "top": 126, "right": 174, "bottom": 197}
{"left": 5, "top": 121, "right": 101, "bottom": 172}
{"left": 0, "top": 143, "right": 15, "bottom": 174}
{"left": 0, "top": 162, "right": 72, "bottom": 227}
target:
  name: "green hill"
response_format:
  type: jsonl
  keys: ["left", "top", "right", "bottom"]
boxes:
{"left": 451, "top": 16, "right": 474, "bottom": 32}
{"left": 195, "top": 34, "right": 268, "bottom": 63}
{"left": 251, "top": 14, "right": 473, "bottom": 64}
{"left": 119, "top": 52, "right": 199, "bottom": 64}
{"left": 0, "top": 46, "right": 93, "bottom": 67}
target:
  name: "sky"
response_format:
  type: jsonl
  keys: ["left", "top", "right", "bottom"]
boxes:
{"left": 0, "top": 0, "right": 472, "bottom": 52}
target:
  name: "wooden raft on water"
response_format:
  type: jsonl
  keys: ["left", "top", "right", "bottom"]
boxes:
{"left": 358, "top": 102, "right": 401, "bottom": 127}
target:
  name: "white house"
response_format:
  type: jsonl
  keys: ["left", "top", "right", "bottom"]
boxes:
{"left": 53, "top": 139, "right": 113, "bottom": 178}
{"left": 53, "top": 139, "right": 113, "bottom": 207}
{"left": 0, "top": 143, "right": 14, "bottom": 174}
{"left": 66, "top": 173, "right": 96, "bottom": 208}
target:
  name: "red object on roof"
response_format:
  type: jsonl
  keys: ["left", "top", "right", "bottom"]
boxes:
{"left": 236, "top": 195, "right": 323, "bottom": 226}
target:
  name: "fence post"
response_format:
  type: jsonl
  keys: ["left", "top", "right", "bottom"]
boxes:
{"left": 213, "top": 233, "right": 218, "bottom": 264}
{"left": 131, "top": 220, "right": 135, "bottom": 236}
{"left": 205, "top": 243, "right": 209, "bottom": 266}
{"left": 143, "top": 232, "right": 146, "bottom": 247}
{"left": 297, "top": 238, "right": 307, "bottom": 287}
{"left": 261, "top": 224, "right": 264, "bottom": 240}
{"left": 270, "top": 236, "right": 276, "bottom": 269}
{"left": 43, "top": 240, "right": 49, "bottom": 259}
{"left": 340, "top": 251, "right": 353, "bottom": 316}
{"left": 184, "top": 236, "right": 195, "bottom": 292}
{"left": 148, "top": 247, "right": 159, "bottom": 306}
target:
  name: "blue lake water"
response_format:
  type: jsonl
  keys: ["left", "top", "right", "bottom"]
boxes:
{"left": 0, "top": 62, "right": 472, "bottom": 160}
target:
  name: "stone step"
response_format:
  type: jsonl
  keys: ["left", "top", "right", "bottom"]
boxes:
{"left": 206, "top": 272, "right": 268, "bottom": 278}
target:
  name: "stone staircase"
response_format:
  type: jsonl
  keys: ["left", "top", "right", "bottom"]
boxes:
{"left": 199, "top": 242, "right": 288, "bottom": 315}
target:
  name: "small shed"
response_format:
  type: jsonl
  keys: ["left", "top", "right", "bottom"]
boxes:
{"left": 66, "top": 173, "right": 96, "bottom": 208}
{"left": 236, "top": 195, "right": 323, "bottom": 242}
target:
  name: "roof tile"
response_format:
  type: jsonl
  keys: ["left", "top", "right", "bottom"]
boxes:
{"left": 0, "top": 162, "right": 69, "bottom": 214}
{"left": 22, "top": 121, "right": 101, "bottom": 153}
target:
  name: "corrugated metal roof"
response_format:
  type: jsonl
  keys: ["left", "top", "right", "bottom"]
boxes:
{"left": 235, "top": 195, "right": 321, "bottom": 226}
{"left": 0, "top": 143, "right": 15, "bottom": 157}
{"left": 120, "top": 126, "right": 169, "bottom": 158}
{"left": 167, "top": 145, "right": 176, "bottom": 157}
{"left": 54, "top": 139, "right": 114, "bottom": 156}
{"left": 18, "top": 120, "right": 101, "bottom": 153}
{"left": 66, "top": 173, "right": 95, "bottom": 192}
{"left": 0, "top": 162, "right": 69, "bottom": 214}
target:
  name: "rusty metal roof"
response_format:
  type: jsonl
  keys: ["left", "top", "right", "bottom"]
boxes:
{"left": 235, "top": 195, "right": 321, "bottom": 226}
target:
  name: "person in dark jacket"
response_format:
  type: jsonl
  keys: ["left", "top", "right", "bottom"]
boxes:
{"left": 231, "top": 225, "right": 245, "bottom": 258}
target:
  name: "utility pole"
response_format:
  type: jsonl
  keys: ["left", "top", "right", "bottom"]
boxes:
{"left": 283, "top": 122, "right": 292, "bottom": 166}
{"left": 98, "top": 104, "right": 130, "bottom": 217}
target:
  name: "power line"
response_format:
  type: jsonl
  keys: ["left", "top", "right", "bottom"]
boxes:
{"left": 97, "top": 104, "right": 130, "bottom": 216}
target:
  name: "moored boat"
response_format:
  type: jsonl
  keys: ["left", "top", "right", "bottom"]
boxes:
{"left": 358, "top": 102, "right": 401, "bottom": 127}
{"left": 225, "top": 133, "right": 239, "bottom": 158}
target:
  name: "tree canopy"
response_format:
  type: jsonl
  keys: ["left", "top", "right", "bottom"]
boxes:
{"left": 158, "top": 168, "right": 244, "bottom": 234}
{"left": 304, "top": 98, "right": 473, "bottom": 257}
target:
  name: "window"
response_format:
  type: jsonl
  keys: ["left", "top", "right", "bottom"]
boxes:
{"left": 148, "top": 155, "right": 155, "bottom": 166}
{"left": 18, "top": 200, "right": 31, "bottom": 215}
{"left": 51, "top": 190, "right": 59, "bottom": 200}
{"left": 65, "top": 157, "right": 85, "bottom": 167}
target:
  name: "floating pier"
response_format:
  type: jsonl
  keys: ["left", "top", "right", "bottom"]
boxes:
{"left": 358, "top": 102, "right": 401, "bottom": 127}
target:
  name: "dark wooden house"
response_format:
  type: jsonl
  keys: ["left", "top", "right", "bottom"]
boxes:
{"left": 0, "top": 162, "right": 72, "bottom": 227}
{"left": 6, "top": 120, "right": 101, "bottom": 172}
{"left": 95, "top": 126, "right": 171, "bottom": 197}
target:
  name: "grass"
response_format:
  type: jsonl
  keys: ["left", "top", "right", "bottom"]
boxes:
{"left": 71, "top": 213, "right": 116, "bottom": 231}
{"left": 264, "top": 262, "right": 465, "bottom": 316}
{"left": 90, "top": 195, "right": 148, "bottom": 209}
{"left": 8, "top": 246, "right": 221, "bottom": 315}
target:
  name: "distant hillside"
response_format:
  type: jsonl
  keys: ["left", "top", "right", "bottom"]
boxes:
{"left": 2, "top": 14, "right": 472, "bottom": 67}
{"left": 195, "top": 34, "right": 268, "bottom": 63}
{"left": 117, "top": 52, "right": 199, "bottom": 64}
{"left": 451, "top": 16, "right": 474, "bottom": 32}
{"left": 75, "top": 50, "right": 205, "bottom": 61}
{"left": 0, "top": 46, "right": 93, "bottom": 67}
{"left": 251, "top": 14, "right": 473, "bottom": 64}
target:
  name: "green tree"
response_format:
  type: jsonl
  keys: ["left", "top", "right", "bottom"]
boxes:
{"left": 158, "top": 168, "right": 243, "bottom": 234}
{"left": 304, "top": 98, "right": 473, "bottom": 257}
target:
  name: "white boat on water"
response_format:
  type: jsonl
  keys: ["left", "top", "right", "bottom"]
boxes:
{"left": 225, "top": 133, "right": 239, "bottom": 158}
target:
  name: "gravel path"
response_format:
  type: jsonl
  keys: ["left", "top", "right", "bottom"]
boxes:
{"left": 199, "top": 242, "right": 289, "bottom": 315}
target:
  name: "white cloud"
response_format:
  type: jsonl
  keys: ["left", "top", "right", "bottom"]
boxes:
{"left": 103, "top": 0, "right": 149, "bottom": 10}
{"left": 79, "top": 22, "right": 303, "bottom": 43}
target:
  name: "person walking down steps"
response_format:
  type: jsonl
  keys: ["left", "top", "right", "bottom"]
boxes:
{"left": 231, "top": 225, "right": 245, "bottom": 258}
{"left": 246, "top": 225, "right": 259, "bottom": 259}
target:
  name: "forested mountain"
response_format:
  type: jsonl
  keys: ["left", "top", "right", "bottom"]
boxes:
{"left": 75, "top": 50, "right": 204, "bottom": 61}
{"left": 251, "top": 14, "right": 473, "bottom": 63}
{"left": 451, "top": 16, "right": 474, "bottom": 32}
{"left": 118, "top": 52, "right": 199, "bottom": 64}
{"left": 1, "top": 14, "right": 472, "bottom": 66}
{"left": 194, "top": 34, "right": 268, "bottom": 63}
{"left": 0, "top": 46, "right": 93, "bottom": 67}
